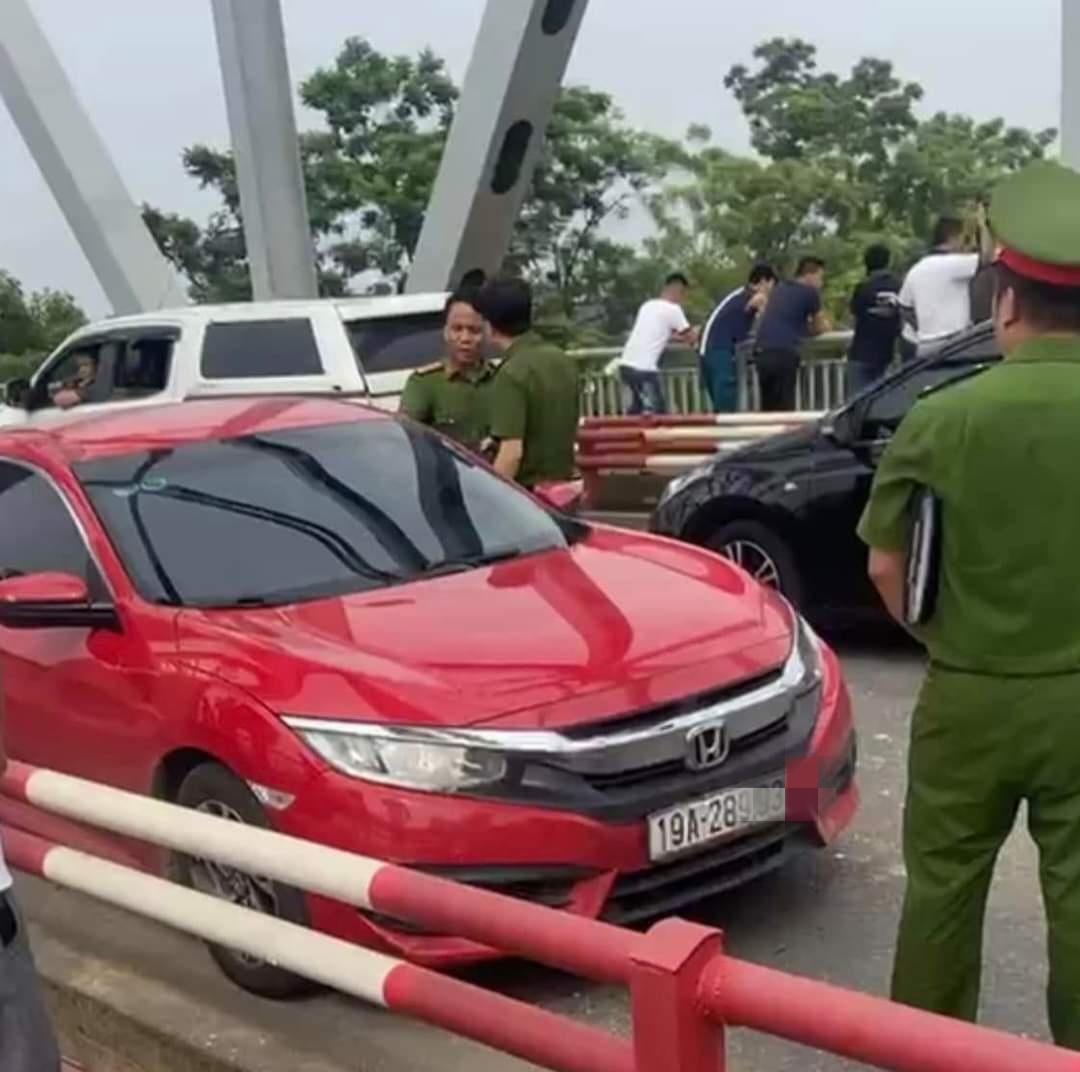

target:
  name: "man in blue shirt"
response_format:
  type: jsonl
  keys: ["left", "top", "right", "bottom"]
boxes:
{"left": 754, "top": 256, "right": 832, "bottom": 412}
{"left": 699, "top": 263, "right": 777, "bottom": 411}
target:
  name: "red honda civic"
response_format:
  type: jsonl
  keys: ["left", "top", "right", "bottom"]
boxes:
{"left": 0, "top": 397, "right": 857, "bottom": 996}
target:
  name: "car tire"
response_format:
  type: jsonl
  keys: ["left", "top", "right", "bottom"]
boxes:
{"left": 706, "top": 520, "right": 804, "bottom": 607}
{"left": 172, "top": 762, "right": 319, "bottom": 1000}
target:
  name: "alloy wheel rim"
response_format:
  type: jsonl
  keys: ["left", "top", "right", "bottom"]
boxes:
{"left": 188, "top": 799, "right": 279, "bottom": 969}
{"left": 722, "top": 539, "right": 782, "bottom": 590}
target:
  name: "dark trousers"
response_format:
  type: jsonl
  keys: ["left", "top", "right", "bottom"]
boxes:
{"left": 619, "top": 367, "right": 668, "bottom": 416}
{"left": 699, "top": 348, "right": 736, "bottom": 412}
{"left": 754, "top": 349, "right": 799, "bottom": 412}
{"left": 847, "top": 359, "right": 889, "bottom": 398}
{"left": 0, "top": 891, "right": 61, "bottom": 1072}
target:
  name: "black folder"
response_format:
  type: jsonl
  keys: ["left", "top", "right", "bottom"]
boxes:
{"left": 904, "top": 487, "right": 942, "bottom": 627}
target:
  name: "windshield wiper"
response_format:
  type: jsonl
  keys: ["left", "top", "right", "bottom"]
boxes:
{"left": 415, "top": 547, "right": 526, "bottom": 579}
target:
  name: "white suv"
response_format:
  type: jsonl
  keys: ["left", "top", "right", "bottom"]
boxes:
{"left": 0, "top": 292, "right": 450, "bottom": 427}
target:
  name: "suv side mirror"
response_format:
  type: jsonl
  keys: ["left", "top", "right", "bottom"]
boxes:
{"left": 3, "top": 378, "right": 30, "bottom": 409}
{"left": 0, "top": 572, "right": 120, "bottom": 631}
{"left": 823, "top": 405, "right": 860, "bottom": 447}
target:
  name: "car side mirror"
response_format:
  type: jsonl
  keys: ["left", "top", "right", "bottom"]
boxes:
{"left": 532, "top": 479, "right": 586, "bottom": 516}
{"left": 823, "top": 406, "right": 859, "bottom": 447}
{"left": 4, "top": 378, "right": 30, "bottom": 409}
{"left": 0, "top": 572, "right": 120, "bottom": 631}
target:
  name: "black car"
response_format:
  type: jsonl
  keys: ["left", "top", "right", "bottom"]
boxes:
{"left": 649, "top": 324, "right": 1000, "bottom": 625}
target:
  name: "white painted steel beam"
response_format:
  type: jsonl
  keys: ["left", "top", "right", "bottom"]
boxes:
{"left": 1064, "top": 0, "right": 1080, "bottom": 168}
{"left": 0, "top": 0, "right": 187, "bottom": 313}
{"left": 210, "top": 0, "right": 318, "bottom": 300}
{"left": 407, "top": 0, "right": 590, "bottom": 293}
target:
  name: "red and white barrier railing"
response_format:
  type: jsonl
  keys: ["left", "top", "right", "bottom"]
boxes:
{"left": 576, "top": 413, "right": 823, "bottom": 485}
{"left": 4, "top": 760, "right": 1079, "bottom": 1072}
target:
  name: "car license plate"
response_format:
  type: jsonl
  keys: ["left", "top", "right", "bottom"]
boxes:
{"left": 647, "top": 776, "right": 786, "bottom": 862}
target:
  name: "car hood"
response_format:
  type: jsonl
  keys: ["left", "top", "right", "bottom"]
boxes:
{"left": 176, "top": 528, "right": 793, "bottom": 730}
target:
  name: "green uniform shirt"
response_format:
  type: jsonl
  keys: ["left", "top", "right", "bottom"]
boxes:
{"left": 858, "top": 335, "right": 1080, "bottom": 675}
{"left": 399, "top": 359, "right": 497, "bottom": 451}
{"left": 489, "top": 332, "right": 579, "bottom": 488}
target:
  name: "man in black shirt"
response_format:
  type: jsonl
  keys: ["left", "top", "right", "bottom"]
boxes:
{"left": 848, "top": 244, "right": 902, "bottom": 396}
{"left": 754, "top": 256, "right": 832, "bottom": 411}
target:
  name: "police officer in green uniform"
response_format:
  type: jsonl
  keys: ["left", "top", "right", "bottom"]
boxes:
{"left": 473, "top": 277, "right": 579, "bottom": 489}
{"left": 399, "top": 290, "right": 496, "bottom": 453}
{"left": 858, "top": 160, "right": 1080, "bottom": 1048}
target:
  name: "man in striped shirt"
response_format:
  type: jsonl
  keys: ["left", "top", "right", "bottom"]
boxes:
{"left": 699, "top": 264, "right": 777, "bottom": 412}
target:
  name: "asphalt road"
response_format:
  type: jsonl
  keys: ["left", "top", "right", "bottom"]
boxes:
{"left": 27, "top": 634, "right": 1059, "bottom": 1071}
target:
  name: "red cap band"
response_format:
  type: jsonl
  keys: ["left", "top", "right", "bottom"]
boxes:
{"left": 998, "top": 246, "right": 1080, "bottom": 286}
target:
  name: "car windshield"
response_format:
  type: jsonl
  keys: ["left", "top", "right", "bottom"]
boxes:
{"left": 74, "top": 419, "right": 578, "bottom": 608}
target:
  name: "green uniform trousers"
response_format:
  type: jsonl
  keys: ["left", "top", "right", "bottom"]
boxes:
{"left": 892, "top": 664, "right": 1080, "bottom": 1048}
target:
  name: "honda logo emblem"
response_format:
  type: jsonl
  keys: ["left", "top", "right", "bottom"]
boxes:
{"left": 686, "top": 722, "right": 730, "bottom": 771}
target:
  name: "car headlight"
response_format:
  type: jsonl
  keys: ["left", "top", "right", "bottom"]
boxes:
{"left": 658, "top": 464, "right": 710, "bottom": 506}
{"left": 285, "top": 721, "right": 508, "bottom": 793}
{"left": 779, "top": 601, "right": 824, "bottom": 696}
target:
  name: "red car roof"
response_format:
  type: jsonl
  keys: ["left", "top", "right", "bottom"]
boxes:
{"left": 0, "top": 398, "right": 388, "bottom": 464}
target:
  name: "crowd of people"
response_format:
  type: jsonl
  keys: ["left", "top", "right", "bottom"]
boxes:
{"left": 613, "top": 207, "right": 997, "bottom": 414}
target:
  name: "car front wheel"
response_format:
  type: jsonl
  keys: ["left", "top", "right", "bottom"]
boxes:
{"left": 172, "top": 762, "right": 318, "bottom": 1000}
{"left": 706, "top": 519, "right": 803, "bottom": 607}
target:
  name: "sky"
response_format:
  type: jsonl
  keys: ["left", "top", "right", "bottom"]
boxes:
{"left": 0, "top": 0, "right": 1064, "bottom": 317}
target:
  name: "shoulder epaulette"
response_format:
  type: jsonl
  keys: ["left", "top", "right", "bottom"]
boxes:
{"left": 410, "top": 361, "right": 445, "bottom": 376}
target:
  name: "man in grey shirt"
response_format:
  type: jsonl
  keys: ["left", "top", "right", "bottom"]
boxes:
{"left": 0, "top": 694, "right": 61, "bottom": 1071}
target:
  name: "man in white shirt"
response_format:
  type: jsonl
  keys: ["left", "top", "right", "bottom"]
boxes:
{"left": 899, "top": 209, "right": 995, "bottom": 353}
{"left": 615, "top": 273, "right": 698, "bottom": 414}
{"left": 0, "top": 693, "right": 61, "bottom": 1071}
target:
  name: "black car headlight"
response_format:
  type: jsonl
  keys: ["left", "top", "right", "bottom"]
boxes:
{"left": 657, "top": 464, "right": 711, "bottom": 507}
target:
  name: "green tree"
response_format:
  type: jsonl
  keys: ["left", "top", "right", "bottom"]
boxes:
{"left": 0, "top": 270, "right": 87, "bottom": 357}
{"left": 27, "top": 289, "right": 87, "bottom": 351}
{"left": 0, "top": 272, "right": 38, "bottom": 355}
{"left": 509, "top": 86, "right": 674, "bottom": 321}
{"left": 650, "top": 39, "right": 1055, "bottom": 324}
{"left": 723, "top": 38, "right": 1054, "bottom": 244}
{"left": 146, "top": 37, "right": 668, "bottom": 334}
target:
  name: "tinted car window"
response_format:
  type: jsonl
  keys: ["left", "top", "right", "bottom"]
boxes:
{"left": 346, "top": 314, "right": 446, "bottom": 374}
{"left": 861, "top": 354, "right": 998, "bottom": 437}
{"left": 0, "top": 462, "right": 105, "bottom": 595}
{"left": 75, "top": 419, "right": 575, "bottom": 608}
{"left": 112, "top": 334, "right": 175, "bottom": 400}
{"left": 201, "top": 319, "right": 322, "bottom": 379}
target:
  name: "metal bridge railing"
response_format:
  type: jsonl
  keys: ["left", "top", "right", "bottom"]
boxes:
{"left": 575, "top": 337, "right": 853, "bottom": 418}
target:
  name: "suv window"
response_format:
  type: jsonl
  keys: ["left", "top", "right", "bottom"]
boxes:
{"left": 346, "top": 313, "right": 445, "bottom": 375}
{"left": 0, "top": 462, "right": 106, "bottom": 596}
{"left": 112, "top": 334, "right": 175, "bottom": 401}
{"left": 30, "top": 340, "right": 117, "bottom": 412}
{"left": 29, "top": 332, "right": 175, "bottom": 413}
{"left": 201, "top": 319, "right": 323, "bottom": 379}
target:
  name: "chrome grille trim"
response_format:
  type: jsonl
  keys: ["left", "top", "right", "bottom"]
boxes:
{"left": 284, "top": 612, "right": 819, "bottom": 780}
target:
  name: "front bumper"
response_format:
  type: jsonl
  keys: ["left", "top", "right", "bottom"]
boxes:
{"left": 279, "top": 642, "right": 857, "bottom": 967}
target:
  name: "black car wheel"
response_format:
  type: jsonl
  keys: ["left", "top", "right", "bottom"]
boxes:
{"left": 706, "top": 520, "right": 804, "bottom": 607}
{"left": 173, "top": 762, "right": 318, "bottom": 1000}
